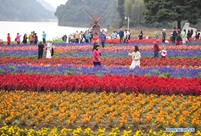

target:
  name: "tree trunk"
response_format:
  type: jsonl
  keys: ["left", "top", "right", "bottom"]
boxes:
{"left": 177, "top": 20, "right": 181, "bottom": 30}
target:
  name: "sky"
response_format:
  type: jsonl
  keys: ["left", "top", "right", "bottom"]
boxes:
{"left": 44, "top": 0, "right": 67, "bottom": 8}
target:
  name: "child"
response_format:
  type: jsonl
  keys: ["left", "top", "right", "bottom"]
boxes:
{"left": 161, "top": 45, "right": 167, "bottom": 58}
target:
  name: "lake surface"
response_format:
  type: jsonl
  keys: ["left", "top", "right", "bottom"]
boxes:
{"left": 0, "top": 21, "right": 89, "bottom": 42}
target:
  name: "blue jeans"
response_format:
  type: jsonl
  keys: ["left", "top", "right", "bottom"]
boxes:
{"left": 154, "top": 52, "right": 159, "bottom": 58}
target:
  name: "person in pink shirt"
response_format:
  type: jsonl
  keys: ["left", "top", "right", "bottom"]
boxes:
{"left": 15, "top": 33, "right": 21, "bottom": 45}
{"left": 93, "top": 45, "right": 101, "bottom": 67}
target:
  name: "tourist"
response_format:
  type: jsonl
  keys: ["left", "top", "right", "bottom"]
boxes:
{"left": 182, "top": 29, "right": 187, "bottom": 44}
{"left": 119, "top": 27, "right": 124, "bottom": 43}
{"left": 42, "top": 31, "right": 46, "bottom": 44}
{"left": 160, "top": 45, "right": 167, "bottom": 58}
{"left": 128, "top": 46, "right": 141, "bottom": 69}
{"left": 93, "top": 45, "right": 101, "bottom": 67}
{"left": 75, "top": 31, "right": 80, "bottom": 43}
{"left": 34, "top": 33, "right": 38, "bottom": 44}
{"left": 195, "top": 30, "right": 200, "bottom": 41}
{"left": 176, "top": 32, "right": 182, "bottom": 45}
{"left": 125, "top": 30, "right": 130, "bottom": 43}
{"left": 85, "top": 31, "right": 91, "bottom": 43}
{"left": 22, "top": 33, "right": 28, "bottom": 44}
{"left": 15, "top": 33, "right": 21, "bottom": 45}
{"left": 111, "top": 31, "right": 118, "bottom": 39}
{"left": 46, "top": 41, "right": 52, "bottom": 58}
{"left": 38, "top": 42, "right": 44, "bottom": 59}
{"left": 138, "top": 30, "right": 143, "bottom": 40}
{"left": 92, "top": 33, "right": 99, "bottom": 50}
{"left": 62, "top": 34, "right": 67, "bottom": 42}
{"left": 187, "top": 30, "right": 191, "bottom": 41}
{"left": 80, "top": 31, "right": 84, "bottom": 43}
{"left": 153, "top": 39, "right": 160, "bottom": 58}
{"left": 7, "top": 33, "right": 11, "bottom": 45}
{"left": 162, "top": 29, "right": 166, "bottom": 43}
{"left": 99, "top": 31, "right": 106, "bottom": 48}
{"left": 51, "top": 43, "right": 55, "bottom": 57}
{"left": 28, "top": 32, "right": 34, "bottom": 44}
{"left": 172, "top": 27, "right": 177, "bottom": 43}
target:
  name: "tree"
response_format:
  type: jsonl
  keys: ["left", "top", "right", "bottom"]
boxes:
{"left": 131, "top": 0, "right": 145, "bottom": 26}
{"left": 117, "top": 0, "right": 125, "bottom": 28}
{"left": 143, "top": 0, "right": 201, "bottom": 29}
{"left": 55, "top": 0, "right": 116, "bottom": 27}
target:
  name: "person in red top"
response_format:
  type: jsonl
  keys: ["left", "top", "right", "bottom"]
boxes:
{"left": 93, "top": 45, "right": 101, "bottom": 67}
{"left": 7, "top": 33, "right": 11, "bottom": 45}
{"left": 92, "top": 33, "right": 99, "bottom": 50}
{"left": 153, "top": 39, "right": 160, "bottom": 58}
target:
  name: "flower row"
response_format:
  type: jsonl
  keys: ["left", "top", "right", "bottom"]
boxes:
{"left": 1, "top": 45, "right": 201, "bottom": 52}
{"left": 1, "top": 64, "right": 200, "bottom": 78}
{"left": 0, "top": 125, "right": 199, "bottom": 136}
{"left": 1, "top": 50, "right": 201, "bottom": 58}
{"left": 0, "top": 74, "right": 201, "bottom": 94}
{"left": 58, "top": 50, "right": 201, "bottom": 58}
{"left": 0, "top": 91, "right": 200, "bottom": 131}
{"left": 0, "top": 57, "right": 200, "bottom": 68}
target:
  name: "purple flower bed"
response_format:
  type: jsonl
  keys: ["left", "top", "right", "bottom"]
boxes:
{"left": 0, "top": 64, "right": 200, "bottom": 78}
{"left": 1, "top": 50, "right": 200, "bottom": 58}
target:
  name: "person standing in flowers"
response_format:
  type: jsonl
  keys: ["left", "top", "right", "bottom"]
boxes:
{"left": 46, "top": 41, "right": 52, "bottom": 58}
{"left": 92, "top": 33, "right": 99, "bottom": 50}
{"left": 162, "top": 29, "right": 166, "bottom": 43}
{"left": 128, "top": 46, "right": 141, "bottom": 69}
{"left": 7, "top": 33, "right": 11, "bottom": 45}
{"left": 182, "top": 29, "right": 187, "bottom": 44}
{"left": 93, "top": 45, "right": 101, "bottom": 67}
{"left": 153, "top": 39, "right": 160, "bottom": 58}
{"left": 85, "top": 31, "right": 91, "bottom": 43}
{"left": 51, "top": 43, "right": 55, "bottom": 57}
{"left": 22, "top": 33, "right": 28, "bottom": 44}
{"left": 38, "top": 42, "right": 44, "bottom": 59}
{"left": 99, "top": 31, "right": 106, "bottom": 48}
{"left": 42, "top": 31, "right": 46, "bottom": 44}
{"left": 15, "top": 33, "right": 21, "bottom": 45}
{"left": 28, "top": 32, "right": 34, "bottom": 44}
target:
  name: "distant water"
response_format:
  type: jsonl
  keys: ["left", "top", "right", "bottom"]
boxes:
{"left": 0, "top": 21, "right": 89, "bottom": 42}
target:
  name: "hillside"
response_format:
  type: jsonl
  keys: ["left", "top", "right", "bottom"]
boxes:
{"left": 55, "top": 0, "right": 117, "bottom": 27}
{"left": 36, "top": 0, "right": 55, "bottom": 12}
{"left": 0, "top": 0, "right": 55, "bottom": 21}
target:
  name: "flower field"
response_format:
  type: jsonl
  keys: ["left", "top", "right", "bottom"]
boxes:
{"left": 0, "top": 43, "right": 201, "bottom": 135}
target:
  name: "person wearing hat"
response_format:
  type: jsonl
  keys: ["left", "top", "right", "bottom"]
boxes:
{"left": 93, "top": 44, "right": 101, "bottom": 67}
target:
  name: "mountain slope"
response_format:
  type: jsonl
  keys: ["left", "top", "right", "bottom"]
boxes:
{"left": 0, "top": 0, "right": 55, "bottom": 21}
{"left": 36, "top": 0, "right": 55, "bottom": 12}
{"left": 55, "top": 0, "right": 117, "bottom": 27}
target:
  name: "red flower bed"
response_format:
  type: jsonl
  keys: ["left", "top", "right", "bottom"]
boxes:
{"left": 0, "top": 57, "right": 200, "bottom": 67}
{"left": 0, "top": 74, "right": 200, "bottom": 95}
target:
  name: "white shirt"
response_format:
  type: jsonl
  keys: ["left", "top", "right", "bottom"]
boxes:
{"left": 161, "top": 49, "right": 167, "bottom": 57}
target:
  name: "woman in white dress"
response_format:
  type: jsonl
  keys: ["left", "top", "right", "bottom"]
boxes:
{"left": 46, "top": 41, "right": 52, "bottom": 58}
{"left": 128, "top": 46, "right": 141, "bottom": 69}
